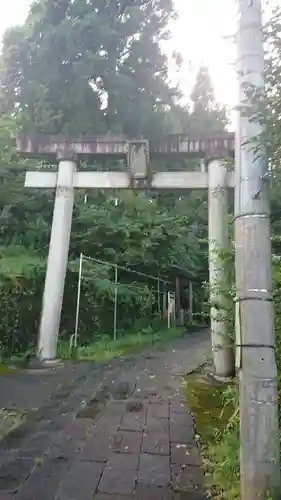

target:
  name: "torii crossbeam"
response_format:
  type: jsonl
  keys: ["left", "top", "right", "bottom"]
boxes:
{"left": 15, "top": 132, "right": 235, "bottom": 376}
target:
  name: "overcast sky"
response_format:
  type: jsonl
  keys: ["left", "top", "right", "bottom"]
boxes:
{"left": 0, "top": 0, "right": 280, "bottom": 113}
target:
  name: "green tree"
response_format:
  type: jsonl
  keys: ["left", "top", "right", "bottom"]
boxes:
{"left": 0, "top": 0, "right": 179, "bottom": 137}
{"left": 189, "top": 66, "right": 228, "bottom": 134}
{"left": 155, "top": 67, "right": 228, "bottom": 244}
{"left": 255, "top": 8, "right": 281, "bottom": 242}
{"left": 0, "top": 114, "right": 54, "bottom": 250}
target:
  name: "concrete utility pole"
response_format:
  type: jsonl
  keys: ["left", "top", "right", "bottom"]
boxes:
{"left": 235, "top": 1, "right": 280, "bottom": 498}
{"left": 16, "top": 133, "right": 235, "bottom": 375}
{"left": 209, "top": 159, "right": 234, "bottom": 377}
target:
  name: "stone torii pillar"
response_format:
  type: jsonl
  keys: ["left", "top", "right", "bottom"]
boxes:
{"left": 38, "top": 151, "right": 77, "bottom": 360}
{"left": 15, "top": 133, "right": 235, "bottom": 374}
{"left": 209, "top": 160, "right": 234, "bottom": 377}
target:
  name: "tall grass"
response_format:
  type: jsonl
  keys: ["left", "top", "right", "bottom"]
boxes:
{"left": 58, "top": 326, "right": 186, "bottom": 362}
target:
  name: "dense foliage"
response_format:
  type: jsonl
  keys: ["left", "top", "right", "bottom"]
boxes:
{"left": 0, "top": 0, "right": 180, "bottom": 137}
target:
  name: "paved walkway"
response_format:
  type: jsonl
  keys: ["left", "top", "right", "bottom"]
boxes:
{"left": 0, "top": 330, "right": 210, "bottom": 500}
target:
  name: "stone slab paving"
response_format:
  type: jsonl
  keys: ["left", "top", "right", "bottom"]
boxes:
{"left": 0, "top": 330, "right": 210, "bottom": 500}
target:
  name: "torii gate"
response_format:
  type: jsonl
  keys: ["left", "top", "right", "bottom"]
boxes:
{"left": 15, "top": 132, "right": 235, "bottom": 376}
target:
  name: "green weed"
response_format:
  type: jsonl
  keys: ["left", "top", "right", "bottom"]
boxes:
{"left": 58, "top": 326, "right": 186, "bottom": 362}
{"left": 185, "top": 373, "right": 240, "bottom": 500}
{"left": 0, "top": 409, "right": 26, "bottom": 441}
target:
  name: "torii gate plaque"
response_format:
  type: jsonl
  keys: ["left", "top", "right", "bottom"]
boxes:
{"left": 15, "top": 132, "right": 235, "bottom": 375}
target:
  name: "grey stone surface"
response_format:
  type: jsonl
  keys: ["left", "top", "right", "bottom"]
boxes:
{"left": 56, "top": 461, "right": 103, "bottom": 499}
{"left": 98, "top": 465, "right": 136, "bottom": 495}
{"left": 0, "top": 330, "right": 210, "bottom": 499}
{"left": 137, "top": 454, "right": 170, "bottom": 487}
{"left": 141, "top": 432, "right": 170, "bottom": 455}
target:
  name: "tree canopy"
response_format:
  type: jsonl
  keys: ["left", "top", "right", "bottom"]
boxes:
{"left": 189, "top": 66, "right": 228, "bottom": 134}
{"left": 0, "top": 0, "right": 180, "bottom": 137}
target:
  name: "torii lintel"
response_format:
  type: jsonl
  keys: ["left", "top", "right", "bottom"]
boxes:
{"left": 15, "top": 132, "right": 235, "bottom": 160}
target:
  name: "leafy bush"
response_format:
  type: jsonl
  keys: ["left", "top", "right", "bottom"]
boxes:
{"left": 0, "top": 246, "right": 168, "bottom": 357}
{"left": 60, "top": 267, "right": 159, "bottom": 345}
{"left": 0, "top": 248, "right": 46, "bottom": 357}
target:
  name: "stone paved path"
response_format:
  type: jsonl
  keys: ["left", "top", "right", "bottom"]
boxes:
{"left": 0, "top": 330, "right": 210, "bottom": 500}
